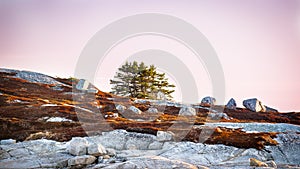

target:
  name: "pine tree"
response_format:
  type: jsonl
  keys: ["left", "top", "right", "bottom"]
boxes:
{"left": 110, "top": 61, "right": 175, "bottom": 99}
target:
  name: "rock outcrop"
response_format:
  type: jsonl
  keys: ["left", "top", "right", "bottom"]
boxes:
{"left": 1, "top": 131, "right": 299, "bottom": 169}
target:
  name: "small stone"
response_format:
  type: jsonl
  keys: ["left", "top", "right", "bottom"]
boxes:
{"left": 249, "top": 158, "right": 268, "bottom": 167}
{"left": 0, "top": 139, "right": 16, "bottom": 145}
{"left": 68, "top": 155, "right": 96, "bottom": 166}
{"left": 68, "top": 137, "right": 88, "bottom": 156}
{"left": 147, "top": 107, "right": 159, "bottom": 113}
{"left": 128, "top": 106, "right": 142, "bottom": 114}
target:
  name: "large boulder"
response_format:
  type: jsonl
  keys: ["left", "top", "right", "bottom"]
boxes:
{"left": 243, "top": 98, "right": 266, "bottom": 112}
{"left": 179, "top": 106, "right": 196, "bottom": 116}
{"left": 226, "top": 98, "right": 237, "bottom": 109}
{"left": 156, "top": 131, "right": 174, "bottom": 142}
{"left": 68, "top": 137, "right": 88, "bottom": 156}
{"left": 201, "top": 96, "right": 216, "bottom": 107}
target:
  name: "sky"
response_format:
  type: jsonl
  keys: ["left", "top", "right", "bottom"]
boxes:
{"left": 0, "top": 0, "right": 299, "bottom": 111}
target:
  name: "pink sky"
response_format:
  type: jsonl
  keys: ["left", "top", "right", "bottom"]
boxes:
{"left": 0, "top": 0, "right": 299, "bottom": 111}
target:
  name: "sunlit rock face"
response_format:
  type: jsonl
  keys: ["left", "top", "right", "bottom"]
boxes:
{"left": 243, "top": 98, "right": 266, "bottom": 112}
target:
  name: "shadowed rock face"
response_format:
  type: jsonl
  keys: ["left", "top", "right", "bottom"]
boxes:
{"left": 226, "top": 98, "right": 237, "bottom": 109}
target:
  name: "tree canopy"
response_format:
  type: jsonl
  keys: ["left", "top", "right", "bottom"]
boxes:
{"left": 110, "top": 61, "right": 175, "bottom": 99}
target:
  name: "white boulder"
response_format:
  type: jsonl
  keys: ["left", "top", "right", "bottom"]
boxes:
{"left": 68, "top": 137, "right": 88, "bottom": 156}
{"left": 156, "top": 131, "right": 174, "bottom": 142}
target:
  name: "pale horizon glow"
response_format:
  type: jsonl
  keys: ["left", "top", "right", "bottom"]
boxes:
{"left": 0, "top": 0, "right": 299, "bottom": 111}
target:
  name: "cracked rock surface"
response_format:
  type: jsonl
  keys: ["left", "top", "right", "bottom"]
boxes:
{"left": 0, "top": 130, "right": 299, "bottom": 169}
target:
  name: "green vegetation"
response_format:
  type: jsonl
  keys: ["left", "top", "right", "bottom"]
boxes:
{"left": 110, "top": 61, "right": 175, "bottom": 99}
